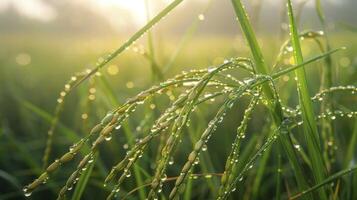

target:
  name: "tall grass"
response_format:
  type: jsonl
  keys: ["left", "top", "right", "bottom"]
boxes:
{"left": 230, "top": 0, "right": 312, "bottom": 197}
{"left": 286, "top": 0, "right": 328, "bottom": 199}
{"left": 9, "top": 0, "right": 357, "bottom": 200}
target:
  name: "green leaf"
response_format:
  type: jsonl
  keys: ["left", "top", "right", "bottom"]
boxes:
{"left": 287, "top": 0, "right": 329, "bottom": 198}
{"left": 291, "top": 165, "right": 357, "bottom": 200}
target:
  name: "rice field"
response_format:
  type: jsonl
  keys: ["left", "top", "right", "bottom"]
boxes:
{"left": 0, "top": 0, "right": 356, "bottom": 200}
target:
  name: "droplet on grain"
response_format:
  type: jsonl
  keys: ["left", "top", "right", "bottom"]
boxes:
{"left": 169, "top": 157, "right": 174, "bottom": 165}
{"left": 286, "top": 46, "right": 293, "bottom": 52}
{"left": 105, "top": 135, "right": 112, "bottom": 141}
{"left": 125, "top": 170, "right": 131, "bottom": 177}
{"left": 24, "top": 191, "right": 32, "bottom": 197}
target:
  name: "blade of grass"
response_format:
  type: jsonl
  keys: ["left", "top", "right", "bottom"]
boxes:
{"left": 0, "top": 169, "right": 21, "bottom": 190}
{"left": 271, "top": 48, "right": 343, "bottom": 79}
{"left": 97, "top": 76, "right": 147, "bottom": 200}
{"left": 286, "top": 0, "right": 328, "bottom": 199}
{"left": 145, "top": 0, "right": 164, "bottom": 82}
{"left": 230, "top": 0, "right": 311, "bottom": 196}
{"left": 345, "top": 118, "right": 357, "bottom": 168}
{"left": 97, "top": 76, "right": 120, "bottom": 107}
{"left": 315, "top": 0, "right": 335, "bottom": 172}
{"left": 251, "top": 123, "right": 273, "bottom": 200}
{"left": 162, "top": 0, "right": 213, "bottom": 74}
{"left": 290, "top": 165, "right": 357, "bottom": 200}
{"left": 275, "top": 148, "right": 282, "bottom": 200}
{"left": 183, "top": 177, "right": 193, "bottom": 200}
{"left": 315, "top": 0, "right": 325, "bottom": 23}
{"left": 252, "top": 143, "right": 272, "bottom": 199}
{"left": 2, "top": 123, "right": 58, "bottom": 194}
{"left": 71, "top": 0, "right": 185, "bottom": 91}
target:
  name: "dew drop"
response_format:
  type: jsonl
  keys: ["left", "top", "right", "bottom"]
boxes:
{"left": 286, "top": 46, "right": 293, "bottom": 52}
{"left": 105, "top": 135, "right": 112, "bottom": 141}
{"left": 24, "top": 191, "right": 32, "bottom": 197}
{"left": 169, "top": 157, "right": 174, "bottom": 165}
{"left": 204, "top": 174, "right": 212, "bottom": 179}
{"left": 194, "top": 157, "right": 200, "bottom": 165}
{"left": 208, "top": 66, "right": 216, "bottom": 72}
{"left": 125, "top": 170, "right": 131, "bottom": 177}
{"left": 161, "top": 174, "right": 167, "bottom": 181}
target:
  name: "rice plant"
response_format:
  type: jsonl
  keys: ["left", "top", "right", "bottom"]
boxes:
{"left": 0, "top": 0, "right": 356, "bottom": 200}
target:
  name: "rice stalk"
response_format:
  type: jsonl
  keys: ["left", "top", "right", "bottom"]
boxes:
{"left": 216, "top": 90, "right": 261, "bottom": 199}
{"left": 25, "top": 57, "right": 256, "bottom": 198}
{"left": 146, "top": 59, "right": 253, "bottom": 199}
{"left": 220, "top": 118, "right": 294, "bottom": 199}
{"left": 105, "top": 48, "right": 342, "bottom": 198}
{"left": 122, "top": 173, "right": 223, "bottom": 200}
{"left": 71, "top": 154, "right": 97, "bottom": 200}
{"left": 70, "top": 0, "right": 185, "bottom": 91}
{"left": 22, "top": 11, "right": 344, "bottom": 197}
{"left": 272, "top": 30, "right": 325, "bottom": 70}
{"left": 286, "top": 0, "right": 329, "bottom": 198}
{"left": 42, "top": 73, "right": 86, "bottom": 168}
{"left": 168, "top": 87, "right": 262, "bottom": 199}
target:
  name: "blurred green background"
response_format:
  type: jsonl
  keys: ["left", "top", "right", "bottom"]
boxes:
{"left": 0, "top": 0, "right": 356, "bottom": 199}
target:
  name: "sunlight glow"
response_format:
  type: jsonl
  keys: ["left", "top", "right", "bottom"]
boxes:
{"left": 90, "top": 0, "right": 147, "bottom": 28}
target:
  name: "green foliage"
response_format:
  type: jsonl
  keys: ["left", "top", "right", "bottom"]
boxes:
{"left": 0, "top": 0, "right": 356, "bottom": 200}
